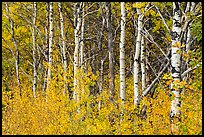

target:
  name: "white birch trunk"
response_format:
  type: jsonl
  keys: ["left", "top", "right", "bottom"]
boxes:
{"left": 5, "top": 3, "right": 22, "bottom": 96}
{"left": 184, "top": 2, "right": 196, "bottom": 80}
{"left": 80, "top": 2, "right": 85, "bottom": 67}
{"left": 43, "top": 2, "right": 49, "bottom": 92}
{"left": 170, "top": 2, "right": 182, "bottom": 134}
{"left": 141, "top": 36, "right": 146, "bottom": 93}
{"left": 32, "top": 2, "right": 37, "bottom": 98}
{"left": 58, "top": 2, "right": 68, "bottom": 95}
{"left": 98, "top": 4, "right": 106, "bottom": 110}
{"left": 119, "top": 2, "right": 126, "bottom": 105}
{"left": 46, "top": 2, "right": 53, "bottom": 90}
{"left": 73, "top": 3, "right": 82, "bottom": 103}
{"left": 134, "top": 3, "right": 144, "bottom": 106}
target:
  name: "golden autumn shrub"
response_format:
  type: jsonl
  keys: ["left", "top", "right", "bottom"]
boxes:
{"left": 2, "top": 65, "right": 202, "bottom": 135}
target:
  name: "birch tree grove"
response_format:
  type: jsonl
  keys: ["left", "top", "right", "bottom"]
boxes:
{"left": 2, "top": 2, "right": 202, "bottom": 135}
{"left": 119, "top": 2, "right": 126, "bottom": 106}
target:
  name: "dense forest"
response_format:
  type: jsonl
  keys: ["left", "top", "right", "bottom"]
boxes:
{"left": 2, "top": 2, "right": 202, "bottom": 135}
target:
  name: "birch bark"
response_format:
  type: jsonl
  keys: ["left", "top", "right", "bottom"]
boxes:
{"left": 170, "top": 2, "right": 182, "bottom": 134}
{"left": 43, "top": 2, "right": 49, "bottom": 92}
{"left": 32, "top": 2, "right": 37, "bottom": 98}
{"left": 73, "top": 3, "right": 82, "bottom": 103}
{"left": 98, "top": 3, "right": 106, "bottom": 110}
{"left": 58, "top": 2, "right": 68, "bottom": 95}
{"left": 134, "top": 2, "right": 144, "bottom": 106}
{"left": 141, "top": 36, "right": 146, "bottom": 93}
{"left": 119, "top": 2, "right": 126, "bottom": 106}
{"left": 46, "top": 2, "right": 53, "bottom": 90}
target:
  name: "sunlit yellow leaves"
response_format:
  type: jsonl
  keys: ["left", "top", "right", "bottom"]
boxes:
{"left": 173, "top": 42, "right": 181, "bottom": 48}
{"left": 132, "top": 2, "right": 146, "bottom": 9}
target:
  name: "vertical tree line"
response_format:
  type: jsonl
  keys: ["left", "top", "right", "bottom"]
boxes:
{"left": 2, "top": 2, "right": 202, "bottom": 135}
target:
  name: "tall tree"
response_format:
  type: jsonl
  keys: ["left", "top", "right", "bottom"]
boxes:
{"left": 105, "top": 2, "right": 115, "bottom": 102}
{"left": 73, "top": 2, "right": 82, "bottom": 104}
{"left": 140, "top": 36, "right": 146, "bottom": 93}
{"left": 133, "top": 2, "right": 144, "bottom": 106}
{"left": 80, "top": 2, "right": 85, "bottom": 67}
{"left": 170, "top": 2, "right": 182, "bottom": 134}
{"left": 184, "top": 2, "right": 196, "bottom": 81}
{"left": 119, "top": 2, "right": 126, "bottom": 106}
{"left": 32, "top": 2, "right": 37, "bottom": 98}
{"left": 43, "top": 2, "right": 50, "bottom": 92}
{"left": 58, "top": 2, "right": 68, "bottom": 95}
{"left": 46, "top": 2, "right": 54, "bottom": 91}
{"left": 98, "top": 3, "right": 106, "bottom": 110}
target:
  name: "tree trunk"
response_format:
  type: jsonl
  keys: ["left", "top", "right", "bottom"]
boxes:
{"left": 98, "top": 3, "right": 106, "bottom": 110}
{"left": 43, "top": 2, "right": 49, "bottom": 92}
{"left": 184, "top": 2, "right": 196, "bottom": 81}
{"left": 58, "top": 2, "right": 68, "bottom": 95}
{"left": 5, "top": 2, "right": 22, "bottom": 96}
{"left": 141, "top": 36, "right": 146, "bottom": 93}
{"left": 80, "top": 2, "right": 85, "bottom": 67}
{"left": 73, "top": 2, "right": 82, "bottom": 104}
{"left": 46, "top": 2, "right": 54, "bottom": 91}
{"left": 119, "top": 2, "right": 126, "bottom": 106}
{"left": 170, "top": 2, "right": 182, "bottom": 134}
{"left": 105, "top": 2, "right": 115, "bottom": 102}
{"left": 134, "top": 3, "right": 144, "bottom": 106}
{"left": 32, "top": 2, "right": 37, "bottom": 98}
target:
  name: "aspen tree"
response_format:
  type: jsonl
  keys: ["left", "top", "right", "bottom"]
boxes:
{"left": 119, "top": 2, "right": 126, "bottom": 106}
{"left": 80, "top": 2, "right": 85, "bottom": 67}
{"left": 98, "top": 3, "right": 106, "bottom": 110}
{"left": 58, "top": 2, "right": 68, "bottom": 95}
{"left": 46, "top": 2, "right": 53, "bottom": 90}
{"left": 170, "top": 2, "right": 182, "bottom": 134}
{"left": 134, "top": 2, "right": 144, "bottom": 106}
{"left": 32, "top": 2, "right": 37, "bottom": 98}
{"left": 105, "top": 2, "right": 115, "bottom": 102}
{"left": 43, "top": 2, "right": 49, "bottom": 92}
{"left": 184, "top": 2, "right": 196, "bottom": 80}
{"left": 73, "top": 2, "right": 82, "bottom": 104}
{"left": 141, "top": 36, "right": 146, "bottom": 93}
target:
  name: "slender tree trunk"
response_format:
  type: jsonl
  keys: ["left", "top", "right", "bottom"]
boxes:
{"left": 119, "top": 2, "right": 126, "bottom": 106}
{"left": 98, "top": 3, "right": 106, "bottom": 110}
{"left": 170, "top": 2, "right": 182, "bottom": 134}
{"left": 5, "top": 3, "right": 22, "bottom": 96}
{"left": 43, "top": 2, "right": 49, "bottom": 92}
{"left": 184, "top": 2, "right": 196, "bottom": 81}
{"left": 32, "top": 2, "right": 37, "bottom": 98}
{"left": 145, "top": 42, "right": 151, "bottom": 87}
{"left": 141, "top": 36, "right": 146, "bottom": 93}
{"left": 80, "top": 2, "right": 85, "bottom": 67}
{"left": 58, "top": 2, "right": 68, "bottom": 95}
{"left": 46, "top": 2, "right": 54, "bottom": 91}
{"left": 73, "top": 2, "right": 82, "bottom": 104}
{"left": 105, "top": 2, "right": 115, "bottom": 102}
{"left": 134, "top": 3, "right": 144, "bottom": 106}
